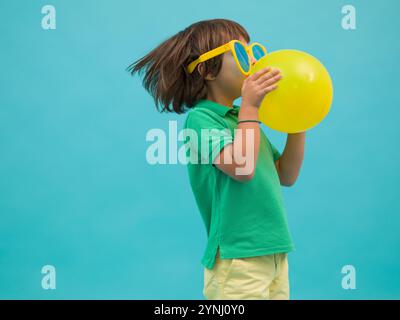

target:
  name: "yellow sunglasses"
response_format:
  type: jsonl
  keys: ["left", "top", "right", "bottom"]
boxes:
{"left": 187, "top": 40, "right": 267, "bottom": 76}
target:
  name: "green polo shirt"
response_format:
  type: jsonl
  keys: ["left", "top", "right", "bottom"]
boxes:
{"left": 183, "top": 99, "right": 295, "bottom": 270}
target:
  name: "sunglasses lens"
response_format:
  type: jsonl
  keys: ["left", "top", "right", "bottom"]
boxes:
{"left": 234, "top": 42, "right": 250, "bottom": 73}
{"left": 252, "top": 44, "right": 266, "bottom": 60}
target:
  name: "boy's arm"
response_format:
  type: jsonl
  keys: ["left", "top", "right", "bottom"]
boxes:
{"left": 213, "top": 105, "right": 260, "bottom": 182}
{"left": 275, "top": 132, "right": 306, "bottom": 186}
{"left": 213, "top": 68, "right": 281, "bottom": 183}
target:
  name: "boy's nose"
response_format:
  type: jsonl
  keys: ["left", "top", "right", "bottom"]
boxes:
{"left": 250, "top": 55, "right": 257, "bottom": 66}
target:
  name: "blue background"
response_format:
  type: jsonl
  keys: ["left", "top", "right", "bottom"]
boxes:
{"left": 0, "top": 0, "right": 399, "bottom": 299}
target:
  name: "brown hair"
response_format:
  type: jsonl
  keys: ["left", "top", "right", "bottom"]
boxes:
{"left": 127, "top": 19, "right": 250, "bottom": 114}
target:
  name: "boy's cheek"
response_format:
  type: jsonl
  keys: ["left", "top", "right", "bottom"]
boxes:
{"left": 221, "top": 55, "right": 246, "bottom": 90}
{"left": 234, "top": 71, "right": 246, "bottom": 88}
{"left": 228, "top": 70, "right": 245, "bottom": 90}
{"left": 226, "top": 62, "right": 245, "bottom": 83}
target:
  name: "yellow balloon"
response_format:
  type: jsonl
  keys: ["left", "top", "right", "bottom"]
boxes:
{"left": 251, "top": 49, "right": 333, "bottom": 133}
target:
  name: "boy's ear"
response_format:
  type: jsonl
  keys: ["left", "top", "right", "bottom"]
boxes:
{"left": 198, "top": 63, "right": 216, "bottom": 81}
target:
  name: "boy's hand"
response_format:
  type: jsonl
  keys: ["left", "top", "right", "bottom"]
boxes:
{"left": 241, "top": 67, "right": 282, "bottom": 109}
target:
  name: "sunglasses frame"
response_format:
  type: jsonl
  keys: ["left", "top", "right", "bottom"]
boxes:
{"left": 186, "top": 40, "right": 267, "bottom": 76}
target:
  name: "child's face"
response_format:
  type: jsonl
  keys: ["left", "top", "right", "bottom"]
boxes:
{"left": 211, "top": 37, "right": 256, "bottom": 101}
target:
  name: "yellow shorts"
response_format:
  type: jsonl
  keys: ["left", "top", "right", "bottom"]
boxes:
{"left": 203, "top": 249, "right": 290, "bottom": 300}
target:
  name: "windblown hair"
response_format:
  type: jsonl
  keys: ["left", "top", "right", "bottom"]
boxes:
{"left": 127, "top": 19, "right": 250, "bottom": 114}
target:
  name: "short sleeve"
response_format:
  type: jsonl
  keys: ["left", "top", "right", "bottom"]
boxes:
{"left": 268, "top": 140, "right": 282, "bottom": 162}
{"left": 184, "top": 109, "right": 233, "bottom": 165}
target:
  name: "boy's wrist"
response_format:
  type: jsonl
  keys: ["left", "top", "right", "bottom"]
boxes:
{"left": 239, "top": 103, "right": 259, "bottom": 120}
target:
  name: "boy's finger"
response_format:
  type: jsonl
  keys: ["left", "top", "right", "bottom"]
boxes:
{"left": 255, "top": 69, "right": 281, "bottom": 85}
{"left": 260, "top": 84, "right": 278, "bottom": 95}
{"left": 259, "top": 73, "right": 282, "bottom": 88}
{"left": 250, "top": 67, "right": 271, "bottom": 81}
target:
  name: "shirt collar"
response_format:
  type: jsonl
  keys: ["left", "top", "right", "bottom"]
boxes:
{"left": 194, "top": 99, "right": 240, "bottom": 116}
